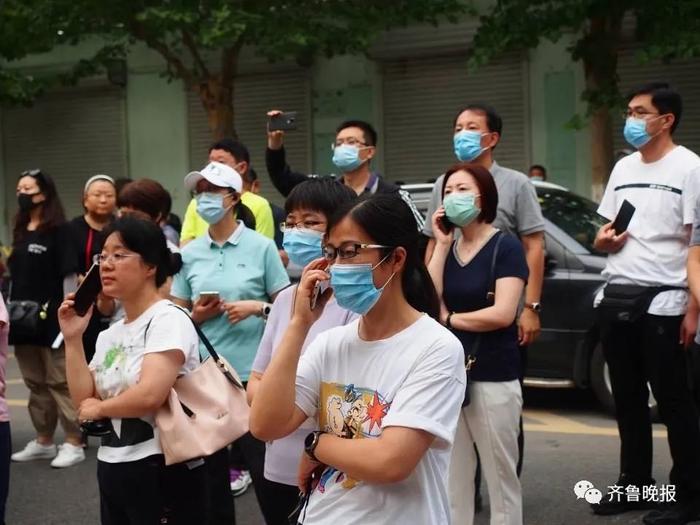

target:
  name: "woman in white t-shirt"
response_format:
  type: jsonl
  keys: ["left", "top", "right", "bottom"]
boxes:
{"left": 58, "top": 216, "right": 204, "bottom": 525}
{"left": 247, "top": 178, "right": 357, "bottom": 524}
{"left": 250, "top": 193, "right": 466, "bottom": 524}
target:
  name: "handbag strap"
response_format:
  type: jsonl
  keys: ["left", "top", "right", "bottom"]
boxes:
{"left": 143, "top": 303, "right": 245, "bottom": 390}
{"left": 468, "top": 231, "right": 504, "bottom": 364}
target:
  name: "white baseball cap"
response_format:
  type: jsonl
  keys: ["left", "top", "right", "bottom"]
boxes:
{"left": 184, "top": 162, "right": 243, "bottom": 193}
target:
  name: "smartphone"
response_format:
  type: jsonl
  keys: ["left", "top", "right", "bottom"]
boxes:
{"left": 199, "top": 291, "right": 220, "bottom": 304}
{"left": 269, "top": 111, "right": 298, "bottom": 132}
{"left": 73, "top": 263, "right": 102, "bottom": 316}
{"left": 310, "top": 280, "right": 330, "bottom": 310}
{"left": 612, "top": 199, "right": 636, "bottom": 235}
{"left": 438, "top": 215, "right": 455, "bottom": 235}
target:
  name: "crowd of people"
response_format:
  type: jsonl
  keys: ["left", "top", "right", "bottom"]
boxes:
{"left": 0, "top": 80, "right": 697, "bottom": 525}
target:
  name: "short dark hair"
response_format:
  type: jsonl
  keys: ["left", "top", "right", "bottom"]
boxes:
{"left": 336, "top": 120, "right": 378, "bottom": 147}
{"left": 627, "top": 82, "right": 682, "bottom": 133}
{"left": 13, "top": 170, "right": 66, "bottom": 243}
{"left": 285, "top": 178, "right": 356, "bottom": 219}
{"left": 327, "top": 193, "right": 440, "bottom": 320}
{"left": 208, "top": 138, "right": 250, "bottom": 164}
{"left": 529, "top": 164, "right": 547, "bottom": 175}
{"left": 441, "top": 162, "right": 499, "bottom": 224}
{"left": 453, "top": 104, "right": 503, "bottom": 136}
{"left": 118, "top": 179, "right": 172, "bottom": 222}
{"left": 102, "top": 216, "right": 182, "bottom": 288}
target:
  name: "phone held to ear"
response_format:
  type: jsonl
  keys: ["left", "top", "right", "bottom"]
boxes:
{"left": 73, "top": 263, "right": 102, "bottom": 317}
{"left": 439, "top": 215, "right": 455, "bottom": 235}
{"left": 310, "top": 280, "right": 330, "bottom": 310}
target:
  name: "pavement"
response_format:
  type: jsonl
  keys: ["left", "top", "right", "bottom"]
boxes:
{"left": 4, "top": 351, "right": 678, "bottom": 525}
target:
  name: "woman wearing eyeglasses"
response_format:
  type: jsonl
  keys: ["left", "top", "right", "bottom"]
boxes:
{"left": 246, "top": 178, "right": 357, "bottom": 524}
{"left": 59, "top": 216, "right": 206, "bottom": 524}
{"left": 8, "top": 170, "right": 85, "bottom": 469}
{"left": 250, "top": 193, "right": 465, "bottom": 524}
{"left": 171, "top": 162, "right": 290, "bottom": 523}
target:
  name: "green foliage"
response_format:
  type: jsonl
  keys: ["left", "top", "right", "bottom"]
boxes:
{"left": 0, "top": 0, "right": 467, "bottom": 105}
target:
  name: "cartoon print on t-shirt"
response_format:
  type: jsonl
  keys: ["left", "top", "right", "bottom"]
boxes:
{"left": 93, "top": 343, "right": 128, "bottom": 400}
{"left": 317, "top": 382, "right": 391, "bottom": 491}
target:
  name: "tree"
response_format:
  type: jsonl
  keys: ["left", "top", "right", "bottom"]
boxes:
{"left": 468, "top": 0, "right": 700, "bottom": 198}
{"left": 0, "top": 0, "right": 467, "bottom": 139}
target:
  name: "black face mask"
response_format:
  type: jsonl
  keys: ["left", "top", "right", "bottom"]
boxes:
{"left": 17, "top": 193, "right": 41, "bottom": 212}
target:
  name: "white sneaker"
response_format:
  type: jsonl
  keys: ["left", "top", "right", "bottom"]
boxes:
{"left": 11, "top": 440, "right": 57, "bottom": 462}
{"left": 230, "top": 469, "right": 252, "bottom": 496}
{"left": 50, "top": 443, "right": 85, "bottom": 468}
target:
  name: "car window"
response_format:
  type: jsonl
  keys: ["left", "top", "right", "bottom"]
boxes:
{"left": 537, "top": 188, "right": 606, "bottom": 255}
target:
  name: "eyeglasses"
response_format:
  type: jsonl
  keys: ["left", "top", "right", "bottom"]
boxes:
{"left": 280, "top": 220, "right": 326, "bottom": 232}
{"left": 331, "top": 138, "right": 367, "bottom": 150}
{"left": 322, "top": 242, "right": 393, "bottom": 261}
{"left": 93, "top": 253, "right": 140, "bottom": 265}
{"left": 623, "top": 110, "right": 661, "bottom": 120}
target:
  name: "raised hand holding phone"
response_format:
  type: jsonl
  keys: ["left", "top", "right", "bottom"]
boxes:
{"left": 293, "top": 258, "right": 331, "bottom": 326}
{"left": 432, "top": 207, "right": 455, "bottom": 245}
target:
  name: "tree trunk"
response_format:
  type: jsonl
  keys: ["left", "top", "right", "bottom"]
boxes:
{"left": 197, "top": 76, "right": 236, "bottom": 140}
{"left": 582, "top": 12, "right": 624, "bottom": 201}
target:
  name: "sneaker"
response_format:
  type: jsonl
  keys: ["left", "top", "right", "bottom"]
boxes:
{"left": 50, "top": 443, "right": 86, "bottom": 468}
{"left": 11, "top": 440, "right": 57, "bottom": 462}
{"left": 230, "top": 469, "right": 252, "bottom": 497}
{"left": 643, "top": 501, "right": 700, "bottom": 525}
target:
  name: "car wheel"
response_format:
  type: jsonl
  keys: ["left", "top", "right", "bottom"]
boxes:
{"left": 589, "top": 343, "right": 659, "bottom": 420}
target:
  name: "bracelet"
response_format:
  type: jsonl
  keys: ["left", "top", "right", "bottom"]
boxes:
{"left": 446, "top": 312, "right": 454, "bottom": 329}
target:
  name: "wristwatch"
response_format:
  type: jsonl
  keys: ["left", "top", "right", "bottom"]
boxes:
{"left": 260, "top": 302, "right": 272, "bottom": 320}
{"left": 525, "top": 302, "right": 542, "bottom": 313}
{"left": 304, "top": 431, "right": 325, "bottom": 462}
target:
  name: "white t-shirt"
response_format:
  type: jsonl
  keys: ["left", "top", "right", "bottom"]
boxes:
{"left": 90, "top": 300, "right": 200, "bottom": 463}
{"left": 295, "top": 315, "right": 465, "bottom": 524}
{"left": 252, "top": 286, "right": 358, "bottom": 486}
{"left": 597, "top": 146, "right": 700, "bottom": 315}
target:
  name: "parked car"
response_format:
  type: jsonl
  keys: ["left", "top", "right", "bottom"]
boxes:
{"left": 402, "top": 180, "right": 644, "bottom": 415}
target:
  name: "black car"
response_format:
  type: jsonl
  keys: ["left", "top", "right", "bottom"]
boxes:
{"left": 402, "top": 181, "right": 631, "bottom": 414}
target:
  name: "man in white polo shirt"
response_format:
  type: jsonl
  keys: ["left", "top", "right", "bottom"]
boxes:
{"left": 593, "top": 82, "right": 700, "bottom": 525}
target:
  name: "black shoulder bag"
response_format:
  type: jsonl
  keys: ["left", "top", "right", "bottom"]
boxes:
{"left": 461, "top": 232, "right": 503, "bottom": 408}
{"left": 6, "top": 281, "right": 49, "bottom": 346}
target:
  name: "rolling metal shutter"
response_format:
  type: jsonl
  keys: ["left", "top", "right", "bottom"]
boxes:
{"left": 382, "top": 52, "right": 529, "bottom": 185}
{"left": 187, "top": 69, "right": 310, "bottom": 206}
{"left": 2, "top": 86, "right": 127, "bottom": 221}
{"left": 614, "top": 46, "right": 700, "bottom": 154}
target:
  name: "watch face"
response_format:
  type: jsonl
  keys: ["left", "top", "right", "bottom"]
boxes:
{"left": 304, "top": 432, "right": 316, "bottom": 449}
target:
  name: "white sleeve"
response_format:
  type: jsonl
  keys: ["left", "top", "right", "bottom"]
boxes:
{"left": 597, "top": 167, "right": 618, "bottom": 221}
{"left": 294, "top": 332, "right": 327, "bottom": 418}
{"left": 382, "top": 335, "right": 466, "bottom": 449}
{"left": 143, "top": 307, "right": 197, "bottom": 362}
{"left": 682, "top": 166, "right": 700, "bottom": 226}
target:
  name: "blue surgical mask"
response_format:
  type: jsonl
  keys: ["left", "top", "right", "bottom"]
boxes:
{"left": 330, "top": 255, "right": 395, "bottom": 315}
{"left": 443, "top": 192, "right": 481, "bottom": 227}
{"left": 332, "top": 144, "right": 365, "bottom": 173}
{"left": 282, "top": 228, "right": 324, "bottom": 267}
{"left": 454, "top": 130, "right": 488, "bottom": 162}
{"left": 196, "top": 192, "right": 230, "bottom": 225}
{"left": 623, "top": 117, "right": 652, "bottom": 149}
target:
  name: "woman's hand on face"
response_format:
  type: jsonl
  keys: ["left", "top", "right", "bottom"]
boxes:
{"left": 78, "top": 397, "right": 103, "bottom": 421}
{"left": 221, "top": 300, "right": 262, "bottom": 325}
{"left": 191, "top": 297, "right": 222, "bottom": 324}
{"left": 292, "top": 258, "right": 331, "bottom": 327}
{"left": 58, "top": 293, "right": 92, "bottom": 342}
{"left": 432, "top": 207, "right": 454, "bottom": 246}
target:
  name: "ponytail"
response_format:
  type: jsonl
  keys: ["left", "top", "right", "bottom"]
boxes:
{"left": 235, "top": 201, "right": 256, "bottom": 231}
{"left": 402, "top": 256, "right": 440, "bottom": 321}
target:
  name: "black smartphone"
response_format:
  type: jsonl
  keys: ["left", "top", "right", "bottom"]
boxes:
{"left": 438, "top": 215, "right": 455, "bottom": 235}
{"left": 73, "top": 263, "right": 102, "bottom": 316}
{"left": 612, "top": 199, "right": 636, "bottom": 235}
{"left": 269, "top": 111, "right": 298, "bottom": 131}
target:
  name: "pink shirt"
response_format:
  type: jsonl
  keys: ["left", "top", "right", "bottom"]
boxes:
{"left": 0, "top": 296, "right": 9, "bottom": 422}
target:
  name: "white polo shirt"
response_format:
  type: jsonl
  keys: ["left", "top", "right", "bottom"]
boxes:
{"left": 597, "top": 145, "right": 700, "bottom": 316}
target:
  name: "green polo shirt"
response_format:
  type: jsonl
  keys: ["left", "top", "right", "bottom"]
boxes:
{"left": 171, "top": 222, "right": 290, "bottom": 380}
